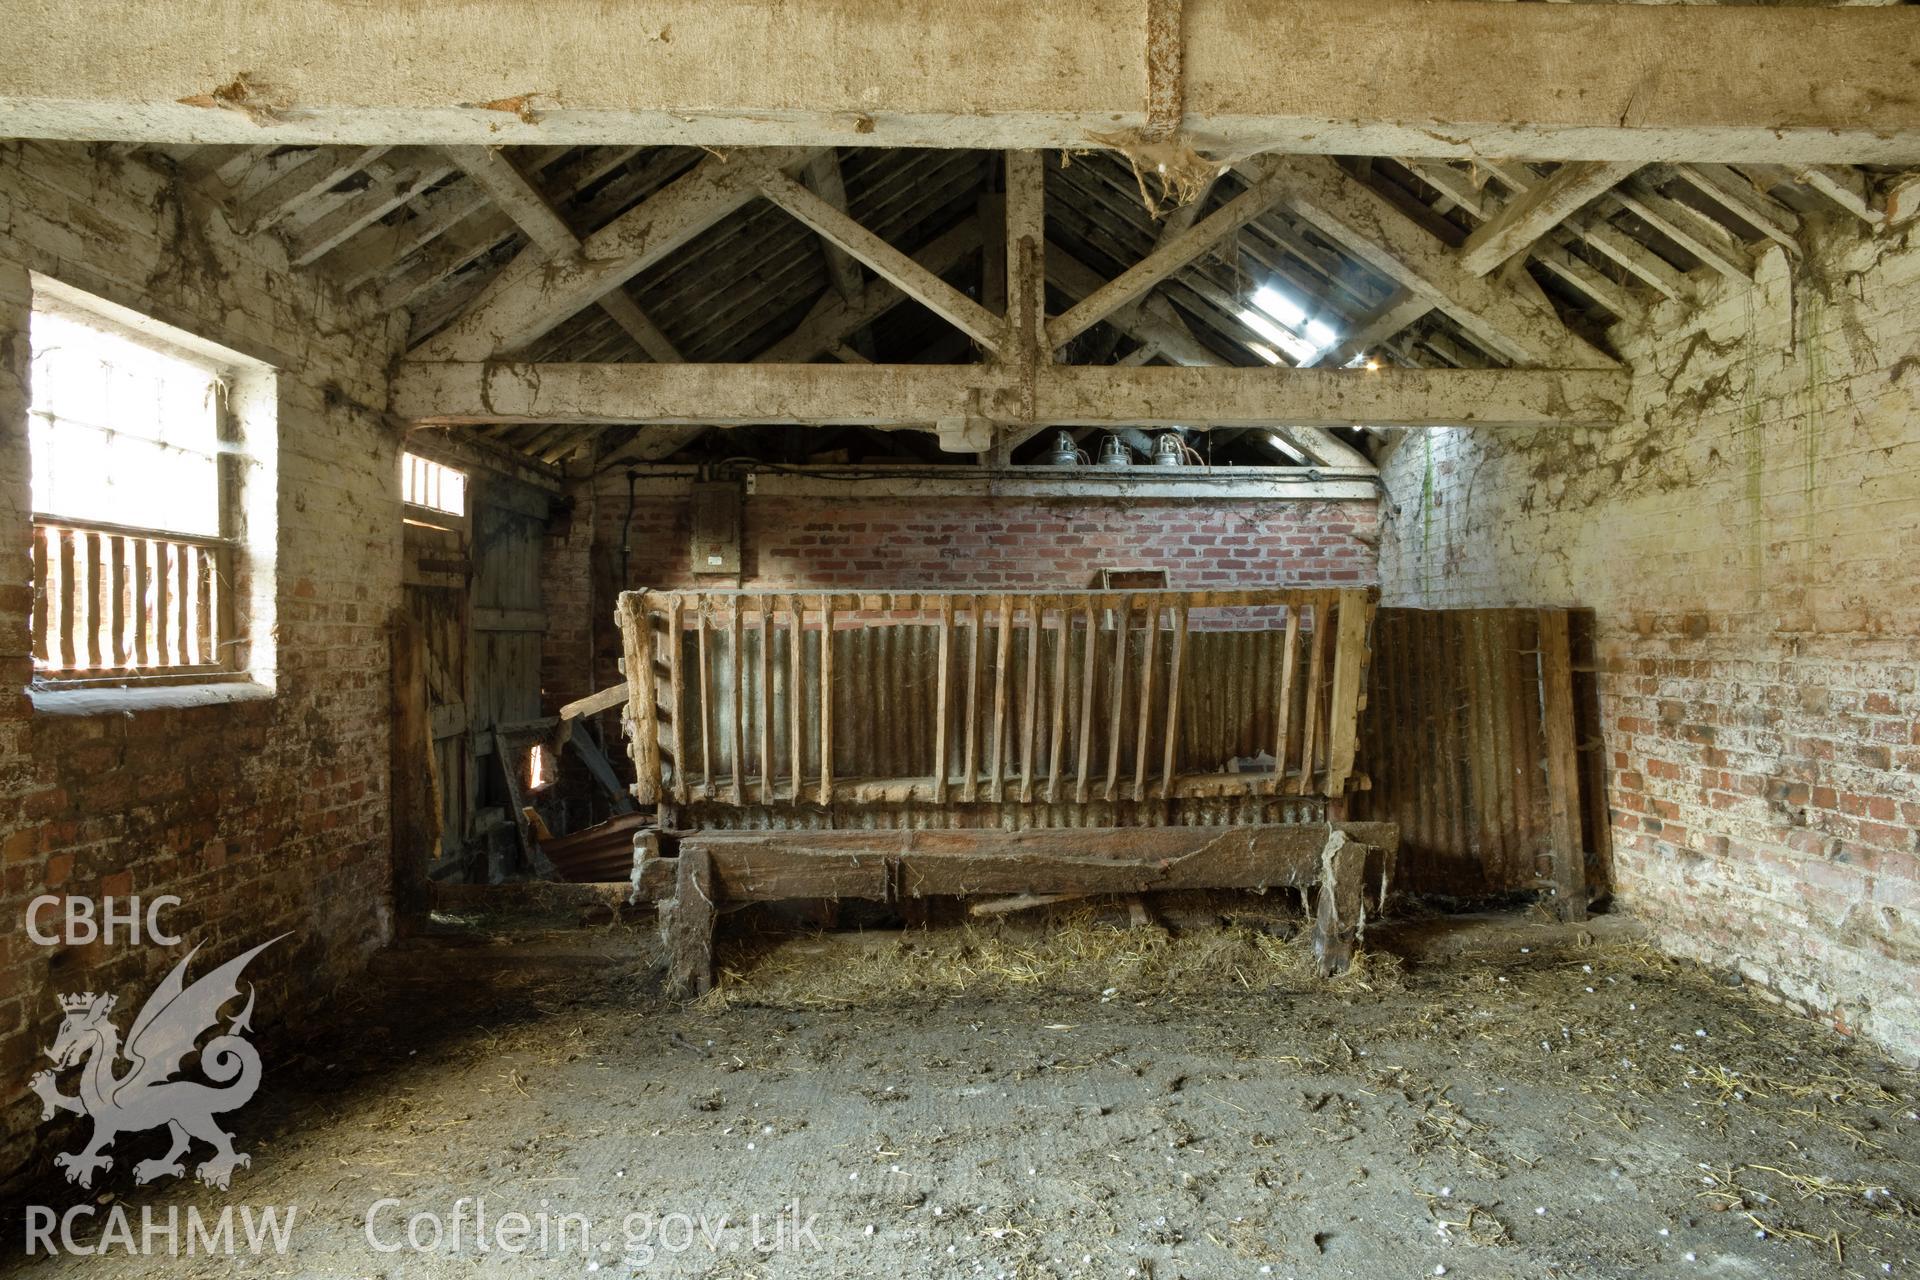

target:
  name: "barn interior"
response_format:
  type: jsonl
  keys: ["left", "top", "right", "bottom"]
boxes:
{"left": 2, "top": 1, "right": 1919, "bottom": 1274}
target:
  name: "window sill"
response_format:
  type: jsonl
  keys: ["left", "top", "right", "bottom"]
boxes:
{"left": 29, "top": 679, "right": 274, "bottom": 717}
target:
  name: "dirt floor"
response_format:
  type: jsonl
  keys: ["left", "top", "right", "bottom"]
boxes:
{"left": 5, "top": 900, "right": 1917, "bottom": 1278}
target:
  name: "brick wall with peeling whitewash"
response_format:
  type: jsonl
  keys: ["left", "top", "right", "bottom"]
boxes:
{"left": 0, "top": 141, "right": 409, "bottom": 1177}
{"left": 1380, "top": 220, "right": 1920, "bottom": 1062}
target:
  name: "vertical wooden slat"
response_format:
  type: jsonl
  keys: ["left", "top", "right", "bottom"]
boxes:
{"left": 989, "top": 594, "right": 1013, "bottom": 802}
{"left": 818, "top": 598, "right": 835, "bottom": 806}
{"left": 133, "top": 538, "right": 151, "bottom": 668}
{"left": 1538, "top": 608, "right": 1588, "bottom": 921}
{"left": 1131, "top": 597, "right": 1160, "bottom": 802}
{"left": 934, "top": 595, "right": 953, "bottom": 803}
{"left": 214, "top": 543, "right": 236, "bottom": 669}
{"left": 1019, "top": 599, "right": 1041, "bottom": 803}
{"left": 758, "top": 605, "right": 773, "bottom": 803}
{"left": 1295, "top": 601, "right": 1330, "bottom": 794}
{"left": 1269, "top": 606, "right": 1301, "bottom": 794}
{"left": 196, "top": 545, "right": 213, "bottom": 665}
{"left": 962, "top": 596, "right": 982, "bottom": 803}
{"left": 1103, "top": 594, "right": 1131, "bottom": 801}
{"left": 57, "top": 529, "right": 78, "bottom": 671}
{"left": 1322, "top": 590, "right": 1372, "bottom": 797}
{"left": 666, "top": 597, "right": 687, "bottom": 803}
{"left": 1074, "top": 599, "right": 1097, "bottom": 803}
{"left": 697, "top": 602, "right": 714, "bottom": 797}
{"left": 1046, "top": 602, "right": 1070, "bottom": 802}
{"left": 83, "top": 532, "right": 103, "bottom": 669}
{"left": 30, "top": 525, "right": 50, "bottom": 666}
{"left": 729, "top": 601, "right": 745, "bottom": 806}
{"left": 787, "top": 595, "right": 804, "bottom": 802}
{"left": 1160, "top": 602, "right": 1188, "bottom": 797}
{"left": 175, "top": 544, "right": 190, "bottom": 665}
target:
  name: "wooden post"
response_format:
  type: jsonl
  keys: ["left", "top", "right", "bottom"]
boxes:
{"left": 1046, "top": 602, "right": 1070, "bottom": 802}
{"left": 1295, "top": 601, "right": 1329, "bottom": 795}
{"left": 389, "top": 609, "right": 435, "bottom": 928}
{"left": 1269, "top": 604, "right": 1301, "bottom": 795}
{"left": 962, "top": 596, "right": 982, "bottom": 802}
{"left": 697, "top": 600, "right": 714, "bottom": 798}
{"left": 787, "top": 595, "right": 804, "bottom": 802}
{"left": 1019, "top": 599, "right": 1041, "bottom": 803}
{"left": 1322, "top": 590, "right": 1371, "bottom": 798}
{"left": 818, "top": 598, "right": 835, "bottom": 806}
{"left": 1538, "top": 608, "right": 1588, "bottom": 922}
{"left": 989, "top": 594, "right": 1012, "bottom": 802}
{"left": 665, "top": 844, "right": 717, "bottom": 997}
{"left": 729, "top": 601, "right": 745, "bottom": 805}
{"left": 625, "top": 597, "right": 661, "bottom": 805}
{"left": 758, "top": 604, "right": 773, "bottom": 803}
{"left": 935, "top": 595, "right": 953, "bottom": 803}
{"left": 1104, "top": 595, "right": 1131, "bottom": 801}
{"left": 1074, "top": 599, "right": 1097, "bottom": 804}
{"left": 666, "top": 597, "right": 686, "bottom": 802}
{"left": 1161, "top": 602, "right": 1188, "bottom": 798}
{"left": 1132, "top": 597, "right": 1160, "bottom": 802}
{"left": 1311, "top": 829, "right": 1367, "bottom": 976}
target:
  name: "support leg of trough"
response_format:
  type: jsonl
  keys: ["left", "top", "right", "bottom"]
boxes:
{"left": 663, "top": 845, "right": 716, "bottom": 997}
{"left": 1311, "top": 829, "right": 1368, "bottom": 977}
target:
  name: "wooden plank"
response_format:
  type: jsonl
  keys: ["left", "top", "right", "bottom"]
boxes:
{"left": 1321, "top": 590, "right": 1371, "bottom": 797}
{"left": 132, "top": 537, "right": 150, "bottom": 668}
{"left": 787, "top": 595, "right": 804, "bottom": 802}
{"left": 567, "top": 727, "right": 637, "bottom": 815}
{"left": 665, "top": 598, "right": 686, "bottom": 803}
{"left": 174, "top": 545, "right": 190, "bottom": 663}
{"left": 1046, "top": 603, "right": 1070, "bottom": 802}
{"left": 989, "top": 595, "right": 1013, "bottom": 802}
{"left": 1073, "top": 600, "right": 1099, "bottom": 803}
{"left": 934, "top": 594, "right": 953, "bottom": 803}
{"left": 729, "top": 603, "right": 745, "bottom": 805}
{"left": 1132, "top": 597, "right": 1161, "bottom": 802}
{"left": 1019, "top": 600, "right": 1041, "bottom": 803}
{"left": 1295, "top": 602, "right": 1328, "bottom": 794}
{"left": 1160, "top": 602, "right": 1188, "bottom": 797}
{"left": 1538, "top": 608, "right": 1588, "bottom": 922}
{"left": 1310, "top": 829, "right": 1368, "bottom": 976}
{"left": 29, "top": 524, "right": 49, "bottom": 665}
{"left": 560, "top": 681, "right": 629, "bottom": 722}
{"left": 818, "top": 599, "right": 834, "bottom": 806}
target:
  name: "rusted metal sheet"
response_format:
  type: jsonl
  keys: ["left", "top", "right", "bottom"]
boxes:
{"left": 1352, "top": 608, "right": 1582, "bottom": 898}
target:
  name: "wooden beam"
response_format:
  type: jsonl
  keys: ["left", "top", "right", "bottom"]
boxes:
{"left": 15, "top": 3, "right": 1920, "bottom": 163}
{"left": 393, "top": 360, "right": 1632, "bottom": 430}
{"left": 757, "top": 172, "right": 1006, "bottom": 355}
{"left": 414, "top": 147, "right": 817, "bottom": 361}
{"left": 1457, "top": 162, "right": 1639, "bottom": 276}
{"left": 234, "top": 144, "right": 390, "bottom": 232}
{"left": 1046, "top": 163, "right": 1292, "bottom": 349}
{"left": 1537, "top": 609, "right": 1588, "bottom": 923}
{"left": 1607, "top": 179, "right": 1754, "bottom": 282}
{"left": 800, "top": 151, "right": 866, "bottom": 302}
{"left": 754, "top": 218, "right": 985, "bottom": 363}
{"left": 1255, "top": 157, "right": 1618, "bottom": 370}
{"left": 444, "top": 145, "right": 683, "bottom": 362}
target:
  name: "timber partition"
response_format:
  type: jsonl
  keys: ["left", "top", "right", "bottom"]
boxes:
{"left": 613, "top": 587, "right": 1392, "bottom": 994}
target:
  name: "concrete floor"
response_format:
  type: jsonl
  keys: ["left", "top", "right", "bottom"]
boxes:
{"left": 6, "top": 907, "right": 1916, "bottom": 1279}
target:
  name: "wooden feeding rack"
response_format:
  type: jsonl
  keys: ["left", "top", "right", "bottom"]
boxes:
{"left": 613, "top": 586, "right": 1394, "bottom": 995}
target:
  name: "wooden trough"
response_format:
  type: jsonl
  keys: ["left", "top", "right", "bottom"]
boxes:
{"left": 615, "top": 587, "right": 1396, "bottom": 995}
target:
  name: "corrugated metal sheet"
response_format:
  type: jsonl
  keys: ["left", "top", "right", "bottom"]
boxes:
{"left": 1352, "top": 608, "right": 1551, "bottom": 897}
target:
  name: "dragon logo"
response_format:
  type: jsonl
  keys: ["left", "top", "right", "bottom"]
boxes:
{"left": 30, "top": 937, "right": 283, "bottom": 1191}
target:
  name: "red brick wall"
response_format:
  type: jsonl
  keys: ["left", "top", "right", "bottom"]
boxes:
{"left": 0, "top": 142, "right": 406, "bottom": 1178}
{"left": 1381, "top": 229, "right": 1920, "bottom": 1060}
{"left": 542, "top": 480, "right": 1379, "bottom": 713}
